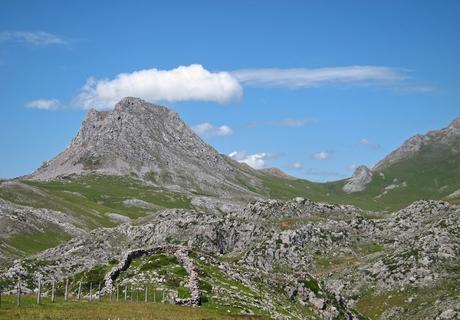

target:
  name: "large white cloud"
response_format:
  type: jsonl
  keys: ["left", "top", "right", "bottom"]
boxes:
{"left": 76, "top": 64, "right": 243, "bottom": 110}
{"left": 25, "top": 99, "right": 60, "bottom": 110}
{"left": 229, "top": 151, "right": 272, "bottom": 169}
{"left": 232, "top": 66, "right": 407, "bottom": 88}
{"left": 192, "top": 122, "right": 233, "bottom": 137}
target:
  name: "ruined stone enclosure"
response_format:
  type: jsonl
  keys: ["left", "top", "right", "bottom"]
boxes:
{"left": 103, "top": 245, "right": 201, "bottom": 306}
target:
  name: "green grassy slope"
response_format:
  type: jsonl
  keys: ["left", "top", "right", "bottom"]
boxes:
{"left": 259, "top": 143, "right": 460, "bottom": 211}
{"left": 0, "top": 297, "right": 264, "bottom": 320}
{"left": 0, "top": 175, "right": 192, "bottom": 259}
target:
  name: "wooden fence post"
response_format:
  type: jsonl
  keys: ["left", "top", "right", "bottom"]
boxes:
{"left": 153, "top": 287, "right": 156, "bottom": 303}
{"left": 162, "top": 288, "right": 165, "bottom": 303}
{"left": 16, "top": 278, "right": 20, "bottom": 306}
{"left": 144, "top": 286, "right": 148, "bottom": 302}
{"left": 89, "top": 282, "right": 93, "bottom": 302}
{"left": 130, "top": 285, "right": 133, "bottom": 301}
{"left": 78, "top": 281, "right": 82, "bottom": 301}
{"left": 124, "top": 285, "right": 127, "bottom": 301}
{"left": 51, "top": 280, "right": 55, "bottom": 303}
{"left": 37, "top": 278, "right": 41, "bottom": 305}
{"left": 64, "top": 279, "right": 68, "bottom": 301}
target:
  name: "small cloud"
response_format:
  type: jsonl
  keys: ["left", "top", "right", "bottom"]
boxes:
{"left": 291, "top": 162, "right": 303, "bottom": 169}
{"left": 304, "top": 168, "right": 346, "bottom": 181}
{"left": 360, "top": 138, "right": 380, "bottom": 149}
{"left": 394, "top": 84, "right": 437, "bottom": 93}
{"left": 312, "top": 150, "right": 332, "bottom": 160}
{"left": 75, "top": 64, "right": 242, "bottom": 110}
{"left": 246, "top": 117, "right": 317, "bottom": 128}
{"left": 192, "top": 122, "right": 233, "bottom": 137}
{"left": 25, "top": 99, "right": 60, "bottom": 110}
{"left": 0, "top": 31, "right": 66, "bottom": 46}
{"left": 229, "top": 151, "right": 272, "bottom": 169}
{"left": 348, "top": 164, "right": 359, "bottom": 171}
{"left": 272, "top": 118, "right": 316, "bottom": 127}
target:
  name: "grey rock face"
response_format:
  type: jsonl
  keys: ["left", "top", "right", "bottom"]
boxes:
{"left": 342, "top": 165, "right": 373, "bottom": 193}
{"left": 26, "top": 97, "right": 261, "bottom": 198}
{"left": 373, "top": 117, "right": 460, "bottom": 171}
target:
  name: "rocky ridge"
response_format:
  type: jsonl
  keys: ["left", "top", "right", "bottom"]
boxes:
{"left": 373, "top": 117, "right": 460, "bottom": 171}
{"left": 1, "top": 197, "right": 458, "bottom": 319}
{"left": 27, "top": 97, "right": 262, "bottom": 198}
{"left": 342, "top": 165, "right": 373, "bottom": 193}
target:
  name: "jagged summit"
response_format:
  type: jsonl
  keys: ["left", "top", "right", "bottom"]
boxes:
{"left": 448, "top": 116, "right": 460, "bottom": 129}
{"left": 373, "top": 116, "right": 460, "bottom": 171}
{"left": 27, "top": 97, "right": 254, "bottom": 196}
{"left": 342, "top": 165, "right": 373, "bottom": 193}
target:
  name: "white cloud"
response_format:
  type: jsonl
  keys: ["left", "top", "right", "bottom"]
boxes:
{"left": 312, "top": 151, "right": 332, "bottom": 160}
{"left": 229, "top": 151, "right": 272, "bottom": 169}
{"left": 192, "top": 122, "right": 233, "bottom": 137}
{"left": 25, "top": 99, "right": 60, "bottom": 110}
{"left": 247, "top": 117, "right": 317, "bottom": 128}
{"left": 360, "top": 138, "right": 381, "bottom": 149}
{"left": 273, "top": 118, "right": 315, "bottom": 127}
{"left": 291, "top": 162, "right": 303, "bottom": 169}
{"left": 75, "top": 64, "right": 242, "bottom": 110}
{"left": 0, "top": 31, "right": 65, "bottom": 46}
{"left": 232, "top": 66, "right": 407, "bottom": 88}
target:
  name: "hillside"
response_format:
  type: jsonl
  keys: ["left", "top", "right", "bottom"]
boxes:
{"left": 1, "top": 99, "right": 459, "bottom": 263}
{"left": 1, "top": 198, "right": 459, "bottom": 319}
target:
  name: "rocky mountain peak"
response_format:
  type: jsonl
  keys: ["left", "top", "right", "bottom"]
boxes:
{"left": 448, "top": 116, "right": 460, "bottom": 129}
{"left": 342, "top": 165, "right": 373, "bottom": 193}
{"left": 26, "top": 97, "right": 255, "bottom": 196}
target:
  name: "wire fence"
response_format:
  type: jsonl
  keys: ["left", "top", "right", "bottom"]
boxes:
{"left": 0, "top": 277, "right": 181, "bottom": 307}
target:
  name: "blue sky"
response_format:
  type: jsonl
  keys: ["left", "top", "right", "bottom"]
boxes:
{"left": 0, "top": 0, "right": 459, "bottom": 181}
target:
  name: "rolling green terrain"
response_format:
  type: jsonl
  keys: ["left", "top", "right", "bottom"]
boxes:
{"left": 260, "top": 142, "right": 460, "bottom": 211}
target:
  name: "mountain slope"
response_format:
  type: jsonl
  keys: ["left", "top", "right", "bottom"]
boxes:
{"left": 28, "top": 97, "right": 264, "bottom": 198}
{"left": 266, "top": 116, "right": 460, "bottom": 211}
{"left": 1, "top": 98, "right": 459, "bottom": 263}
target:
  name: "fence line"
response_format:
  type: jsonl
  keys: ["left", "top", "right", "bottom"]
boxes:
{"left": 0, "top": 277, "right": 182, "bottom": 308}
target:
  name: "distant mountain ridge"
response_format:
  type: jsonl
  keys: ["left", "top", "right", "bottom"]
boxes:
{"left": 342, "top": 117, "right": 460, "bottom": 194}
{"left": 373, "top": 117, "right": 460, "bottom": 171}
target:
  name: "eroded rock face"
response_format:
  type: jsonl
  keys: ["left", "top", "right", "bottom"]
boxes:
{"left": 26, "top": 97, "right": 260, "bottom": 198}
{"left": 342, "top": 165, "right": 373, "bottom": 193}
